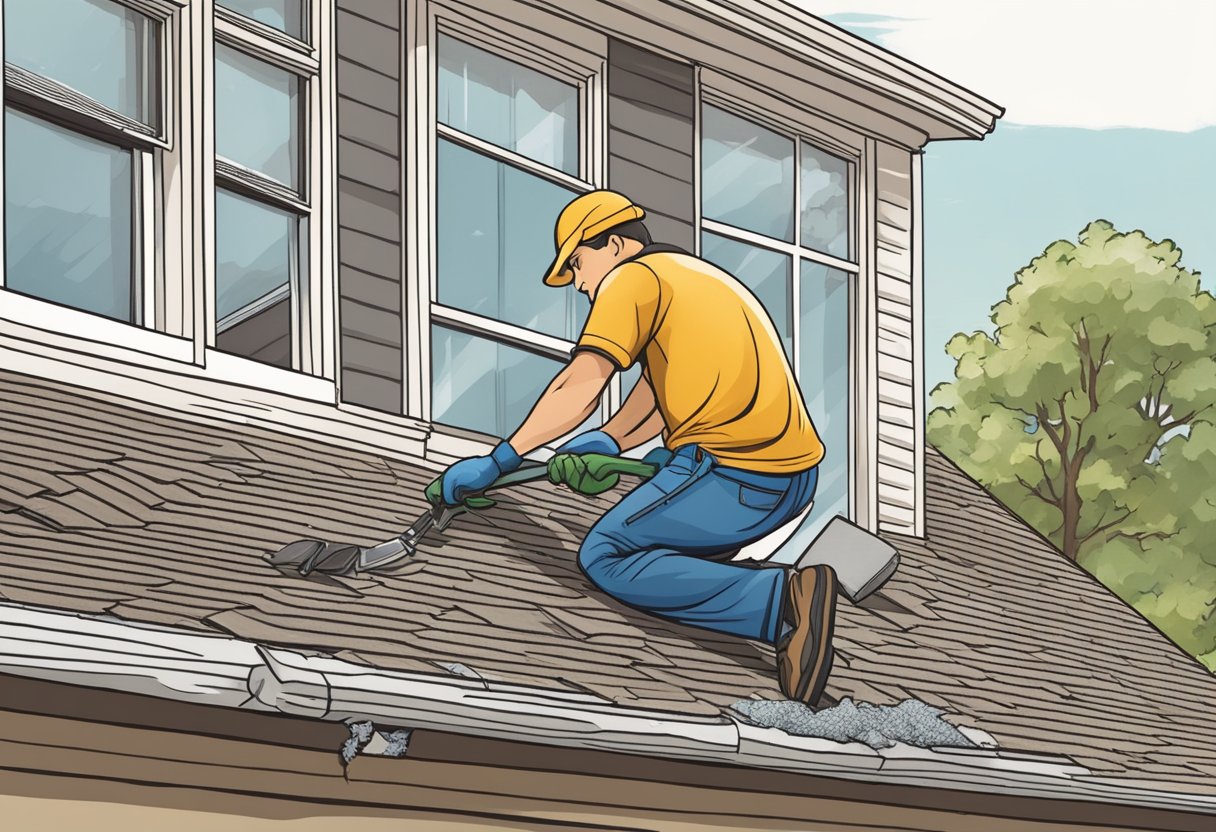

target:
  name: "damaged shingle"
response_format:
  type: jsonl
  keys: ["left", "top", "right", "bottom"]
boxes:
{"left": 340, "top": 720, "right": 376, "bottom": 768}
{"left": 381, "top": 729, "right": 412, "bottom": 758}
{"left": 731, "top": 697, "right": 979, "bottom": 750}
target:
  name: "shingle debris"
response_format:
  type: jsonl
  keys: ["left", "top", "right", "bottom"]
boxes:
{"left": 731, "top": 697, "right": 978, "bottom": 750}
{"left": 340, "top": 720, "right": 376, "bottom": 768}
{"left": 381, "top": 728, "right": 412, "bottom": 758}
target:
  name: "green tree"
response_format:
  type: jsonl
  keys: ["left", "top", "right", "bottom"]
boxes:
{"left": 928, "top": 221, "right": 1216, "bottom": 668}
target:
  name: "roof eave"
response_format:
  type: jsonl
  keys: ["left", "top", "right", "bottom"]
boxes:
{"left": 687, "top": 0, "right": 1004, "bottom": 141}
{"left": 4, "top": 601, "right": 1213, "bottom": 818}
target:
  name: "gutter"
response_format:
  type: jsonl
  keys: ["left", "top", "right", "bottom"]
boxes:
{"left": 1, "top": 601, "right": 1213, "bottom": 817}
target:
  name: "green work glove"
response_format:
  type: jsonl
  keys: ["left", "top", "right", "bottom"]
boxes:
{"left": 547, "top": 453, "right": 621, "bottom": 496}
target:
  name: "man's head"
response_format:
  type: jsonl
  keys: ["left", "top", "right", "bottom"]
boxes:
{"left": 567, "top": 219, "right": 651, "bottom": 299}
{"left": 543, "top": 190, "right": 652, "bottom": 300}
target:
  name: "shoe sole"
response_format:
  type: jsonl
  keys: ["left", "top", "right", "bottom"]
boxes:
{"left": 784, "top": 565, "right": 838, "bottom": 705}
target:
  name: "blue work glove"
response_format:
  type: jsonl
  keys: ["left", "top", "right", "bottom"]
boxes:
{"left": 440, "top": 441, "right": 523, "bottom": 505}
{"left": 553, "top": 429, "right": 620, "bottom": 456}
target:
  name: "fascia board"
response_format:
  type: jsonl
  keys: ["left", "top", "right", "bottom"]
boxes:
{"left": 669, "top": 0, "right": 1004, "bottom": 139}
{"left": 3, "top": 600, "right": 1214, "bottom": 817}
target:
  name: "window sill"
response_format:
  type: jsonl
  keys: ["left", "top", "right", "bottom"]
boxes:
{"left": 203, "top": 348, "right": 336, "bottom": 404}
{"left": 0, "top": 288, "right": 194, "bottom": 364}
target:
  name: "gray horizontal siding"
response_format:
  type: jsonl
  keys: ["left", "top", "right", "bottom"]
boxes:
{"left": 337, "top": 0, "right": 399, "bottom": 27}
{"left": 608, "top": 39, "right": 695, "bottom": 251}
{"left": 336, "top": 1, "right": 402, "bottom": 414}
{"left": 338, "top": 229, "right": 400, "bottom": 282}
{"left": 338, "top": 96, "right": 397, "bottom": 155}
{"left": 341, "top": 369, "right": 401, "bottom": 414}
{"left": 339, "top": 265, "right": 400, "bottom": 312}
{"left": 336, "top": 9, "right": 398, "bottom": 78}
{"left": 338, "top": 138, "right": 398, "bottom": 190}
{"left": 339, "top": 178, "right": 400, "bottom": 243}
{"left": 338, "top": 58, "right": 398, "bottom": 115}
{"left": 340, "top": 297, "right": 402, "bottom": 349}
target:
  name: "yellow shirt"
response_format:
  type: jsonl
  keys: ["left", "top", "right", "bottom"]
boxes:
{"left": 575, "top": 249, "right": 824, "bottom": 473}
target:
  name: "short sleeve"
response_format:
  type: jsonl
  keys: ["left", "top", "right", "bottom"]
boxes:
{"left": 574, "top": 262, "right": 661, "bottom": 369}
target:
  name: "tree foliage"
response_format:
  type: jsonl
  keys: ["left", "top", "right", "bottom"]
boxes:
{"left": 928, "top": 221, "right": 1216, "bottom": 668}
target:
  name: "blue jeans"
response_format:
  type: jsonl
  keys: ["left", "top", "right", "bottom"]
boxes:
{"left": 578, "top": 444, "right": 818, "bottom": 644}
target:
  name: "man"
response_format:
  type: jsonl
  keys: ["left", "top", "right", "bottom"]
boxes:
{"left": 438, "top": 190, "right": 838, "bottom": 705}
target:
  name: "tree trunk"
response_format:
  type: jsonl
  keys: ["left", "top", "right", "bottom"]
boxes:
{"left": 1061, "top": 460, "right": 1082, "bottom": 560}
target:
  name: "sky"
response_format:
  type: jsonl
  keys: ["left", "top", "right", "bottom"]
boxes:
{"left": 795, "top": 1, "right": 1216, "bottom": 405}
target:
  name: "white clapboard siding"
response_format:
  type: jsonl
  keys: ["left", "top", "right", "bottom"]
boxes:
{"left": 874, "top": 142, "right": 920, "bottom": 535}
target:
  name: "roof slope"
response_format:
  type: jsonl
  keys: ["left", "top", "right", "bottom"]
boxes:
{"left": 1, "top": 368, "right": 1214, "bottom": 795}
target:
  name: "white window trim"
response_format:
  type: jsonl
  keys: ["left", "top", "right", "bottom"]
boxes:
{"left": 205, "top": 0, "right": 335, "bottom": 386}
{"left": 695, "top": 82, "right": 872, "bottom": 530}
{"left": 412, "top": 0, "right": 610, "bottom": 455}
{"left": 0, "top": 0, "right": 337, "bottom": 404}
{"left": 0, "top": 0, "right": 179, "bottom": 336}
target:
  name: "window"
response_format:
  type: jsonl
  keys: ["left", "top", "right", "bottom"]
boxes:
{"left": 1, "top": 0, "right": 333, "bottom": 388}
{"left": 212, "top": 1, "right": 316, "bottom": 372}
{"left": 2, "top": 0, "right": 164, "bottom": 325}
{"left": 217, "top": 1, "right": 304, "bottom": 40}
{"left": 701, "top": 102, "right": 856, "bottom": 530}
{"left": 431, "top": 31, "right": 599, "bottom": 437}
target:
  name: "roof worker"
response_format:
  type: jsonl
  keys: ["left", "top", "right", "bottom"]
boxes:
{"left": 436, "top": 190, "right": 838, "bottom": 706}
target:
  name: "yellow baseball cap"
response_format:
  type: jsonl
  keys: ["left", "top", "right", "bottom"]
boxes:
{"left": 542, "top": 190, "right": 646, "bottom": 287}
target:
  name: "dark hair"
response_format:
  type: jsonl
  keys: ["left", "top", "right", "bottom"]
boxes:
{"left": 581, "top": 219, "right": 652, "bottom": 251}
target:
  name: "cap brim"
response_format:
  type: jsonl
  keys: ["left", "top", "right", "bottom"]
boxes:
{"left": 543, "top": 235, "right": 580, "bottom": 286}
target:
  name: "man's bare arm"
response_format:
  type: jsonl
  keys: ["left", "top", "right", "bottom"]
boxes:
{"left": 602, "top": 374, "right": 665, "bottom": 451}
{"left": 508, "top": 351, "right": 615, "bottom": 456}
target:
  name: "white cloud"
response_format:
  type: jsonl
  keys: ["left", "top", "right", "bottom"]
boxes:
{"left": 794, "top": 1, "right": 1216, "bottom": 131}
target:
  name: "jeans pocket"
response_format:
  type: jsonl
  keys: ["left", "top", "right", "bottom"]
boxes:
{"left": 737, "top": 482, "right": 786, "bottom": 511}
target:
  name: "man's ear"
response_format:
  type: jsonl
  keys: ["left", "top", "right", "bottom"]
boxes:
{"left": 609, "top": 234, "right": 622, "bottom": 256}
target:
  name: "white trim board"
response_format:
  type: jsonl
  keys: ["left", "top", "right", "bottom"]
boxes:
{"left": 1, "top": 601, "right": 1214, "bottom": 817}
{"left": 0, "top": 322, "right": 432, "bottom": 468}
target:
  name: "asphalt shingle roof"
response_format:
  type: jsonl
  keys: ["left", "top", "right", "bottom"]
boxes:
{"left": 2, "top": 368, "right": 1214, "bottom": 795}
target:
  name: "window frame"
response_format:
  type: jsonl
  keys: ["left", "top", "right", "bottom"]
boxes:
{"left": 0, "top": 0, "right": 337, "bottom": 399}
{"left": 0, "top": 0, "right": 176, "bottom": 332}
{"left": 416, "top": 0, "right": 610, "bottom": 445}
{"left": 207, "top": 0, "right": 330, "bottom": 379}
{"left": 697, "top": 74, "right": 868, "bottom": 527}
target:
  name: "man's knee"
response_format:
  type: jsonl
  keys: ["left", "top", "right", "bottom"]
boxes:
{"left": 577, "top": 528, "right": 617, "bottom": 585}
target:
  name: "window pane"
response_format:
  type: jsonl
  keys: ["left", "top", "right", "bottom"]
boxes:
{"left": 5, "top": 0, "right": 158, "bottom": 127}
{"left": 438, "top": 139, "right": 586, "bottom": 340}
{"left": 215, "top": 188, "right": 300, "bottom": 369}
{"left": 801, "top": 143, "right": 851, "bottom": 260}
{"left": 702, "top": 105, "right": 793, "bottom": 241}
{"left": 218, "top": 1, "right": 304, "bottom": 40}
{"left": 5, "top": 108, "right": 133, "bottom": 322}
{"left": 216, "top": 44, "right": 300, "bottom": 189}
{"left": 701, "top": 232, "right": 792, "bottom": 360}
{"left": 799, "top": 260, "right": 850, "bottom": 530}
{"left": 431, "top": 325, "right": 597, "bottom": 437}
{"left": 438, "top": 34, "right": 578, "bottom": 175}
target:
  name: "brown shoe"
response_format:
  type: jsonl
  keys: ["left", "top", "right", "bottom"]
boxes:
{"left": 776, "top": 564, "right": 838, "bottom": 705}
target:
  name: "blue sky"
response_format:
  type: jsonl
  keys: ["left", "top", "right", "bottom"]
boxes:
{"left": 796, "top": 1, "right": 1216, "bottom": 406}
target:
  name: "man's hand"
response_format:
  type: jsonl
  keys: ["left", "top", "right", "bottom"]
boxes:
{"left": 547, "top": 453, "right": 621, "bottom": 496}
{"left": 554, "top": 428, "right": 621, "bottom": 456}
{"left": 440, "top": 441, "right": 523, "bottom": 505}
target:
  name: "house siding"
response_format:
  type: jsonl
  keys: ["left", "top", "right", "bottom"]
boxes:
{"left": 336, "top": 3, "right": 403, "bottom": 413}
{"left": 874, "top": 141, "right": 919, "bottom": 534}
{"left": 608, "top": 39, "right": 695, "bottom": 250}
